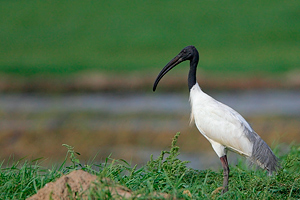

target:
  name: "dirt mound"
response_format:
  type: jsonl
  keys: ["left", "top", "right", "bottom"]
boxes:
{"left": 27, "top": 170, "right": 172, "bottom": 200}
{"left": 27, "top": 170, "right": 133, "bottom": 200}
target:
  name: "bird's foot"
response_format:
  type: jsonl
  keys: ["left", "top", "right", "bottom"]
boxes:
{"left": 221, "top": 186, "right": 228, "bottom": 194}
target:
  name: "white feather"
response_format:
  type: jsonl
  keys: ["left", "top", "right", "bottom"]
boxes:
{"left": 189, "top": 83, "right": 253, "bottom": 158}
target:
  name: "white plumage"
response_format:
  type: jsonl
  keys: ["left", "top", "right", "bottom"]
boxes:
{"left": 190, "top": 83, "right": 253, "bottom": 158}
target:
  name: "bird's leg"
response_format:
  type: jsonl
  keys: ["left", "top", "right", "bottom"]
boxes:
{"left": 220, "top": 155, "right": 230, "bottom": 194}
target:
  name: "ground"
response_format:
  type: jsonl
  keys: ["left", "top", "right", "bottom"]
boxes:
{"left": 27, "top": 170, "right": 171, "bottom": 200}
{"left": 27, "top": 170, "right": 132, "bottom": 200}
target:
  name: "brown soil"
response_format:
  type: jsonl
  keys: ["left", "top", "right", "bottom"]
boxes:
{"left": 27, "top": 170, "right": 172, "bottom": 200}
{"left": 0, "top": 71, "right": 299, "bottom": 92}
{"left": 27, "top": 170, "right": 98, "bottom": 200}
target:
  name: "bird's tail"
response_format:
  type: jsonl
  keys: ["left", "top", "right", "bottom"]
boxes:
{"left": 248, "top": 132, "right": 280, "bottom": 175}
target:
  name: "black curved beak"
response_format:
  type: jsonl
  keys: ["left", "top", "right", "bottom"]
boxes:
{"left": 153, "top": 54, "right": 184, "bottom": 91}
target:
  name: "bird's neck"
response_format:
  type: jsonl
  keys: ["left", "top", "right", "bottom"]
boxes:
{"left": 188, "top": 55, "right": 199, "bottom": 90}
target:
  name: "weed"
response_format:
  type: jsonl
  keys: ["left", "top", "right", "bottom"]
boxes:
{"left": 0, "top": 133, "right": 299, "bottom": 199}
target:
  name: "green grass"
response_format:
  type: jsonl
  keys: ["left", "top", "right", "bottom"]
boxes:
{"left": 0, "top": 133, "right": 299, "bottom": 199}
{"left": 0, "top": 1, "right": 299, "bottom": 77}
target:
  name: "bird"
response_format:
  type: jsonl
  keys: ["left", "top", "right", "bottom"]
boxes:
{"left": 153, "top": 45, "right": 280, "bottom": 193}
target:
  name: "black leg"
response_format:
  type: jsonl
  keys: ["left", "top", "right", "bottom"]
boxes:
{"left": 220, "top": 155, "right": 230, "bottom": 194}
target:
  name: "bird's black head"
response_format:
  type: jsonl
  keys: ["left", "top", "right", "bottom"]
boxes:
{"left": 153, "top": 45, "right": 199, "bottom": 91}
{"left": 177, "top": 45, "right": 197, "bottom": 61}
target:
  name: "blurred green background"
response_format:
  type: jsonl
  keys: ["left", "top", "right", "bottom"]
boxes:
{"left": 0, "top": 0, "right": 299, "bottom": 77}
{"left": 0, "top": 1, "right": 299, "bottom": 168}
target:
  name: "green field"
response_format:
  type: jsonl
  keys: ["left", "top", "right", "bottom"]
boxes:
{"left": 0, "top": 1, "right": 299, "bottom": 77}
{"left": 1, "top": 133, "right": 299, "bottom": 199}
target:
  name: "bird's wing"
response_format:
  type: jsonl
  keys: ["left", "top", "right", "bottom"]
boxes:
{"left": 193, "top": 90, "right": 254, "bottom": 133}
{"left": 190, "top": 84, "right": 253, "bottom": 133}
{"left": 191, "top": 90, "right": 255, "bottom": 156}
{"left": 215, "top": 100, "right": 254, "bottom": 132}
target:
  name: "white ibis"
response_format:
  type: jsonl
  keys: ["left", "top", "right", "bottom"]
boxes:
{"left": 153, "top": 46, "right": 280, "bottom": 193}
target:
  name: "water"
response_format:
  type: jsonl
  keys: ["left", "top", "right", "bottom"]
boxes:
{"left": 1, "top": 89, "right": 300, "bottom": 116}
{"left": 0, "top": 89, "right": 299, "bottom": 169}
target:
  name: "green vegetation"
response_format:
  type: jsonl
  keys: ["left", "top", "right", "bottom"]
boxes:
{"left": 0, "top": 1, "right": 299, "bottom": 77}
{"left": 0, "top": 133, "right": 299, "bottom": 199}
